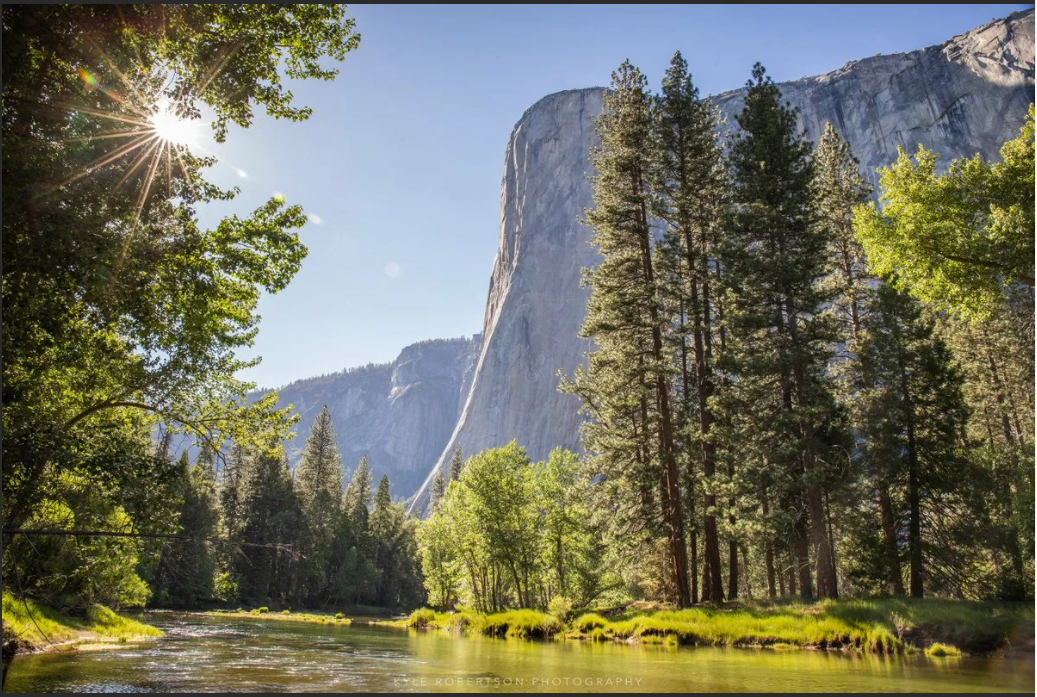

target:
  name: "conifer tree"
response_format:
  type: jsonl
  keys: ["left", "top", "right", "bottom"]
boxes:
{"left": 235, "top": 445, "right": 302, "bottom": 603}
{"left": 153, "top": 451, "right": 220, "bottom": 606}
{"left": 295, "top": 405, "right": 344, "bottom": 603}
{"left": 296, "top": 406, "right": 343, "bottom": 505}
{"left": 448, "top": 446, "right": 465, "bottom": 481}
{"left": 345, "top": 455, "right": 373, "bottom": 525}
{"left": 430, "top": 471, "right": 447, "bottom": 513}
{"left": 860, "top": 284, "right": 970, "bottom": 598}
{"left": 652, "top": 51, "right": 729, "bottom": 604}
{"left": 568, "top": 59, "right": 690, "bottom": 606}
{"left": 721, "top": 63, "right": 840, "bottom": 599}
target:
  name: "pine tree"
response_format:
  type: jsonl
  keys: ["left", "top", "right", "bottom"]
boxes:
{"left": 860, "top": 284, "right": 970, "bottom": 598}
{"left": 152, "top": 451, "right": 220, "bottom": 606}
{"left": 448, "top": 446, "right": 465, "bottom": 481}
{"left": 345, "top": 455, "right": 373, "bottom": 525}
{"left": 568, "top": 59, "right": 690, "bottom": 607}
{"left": 295, "top": 405, "right": 344, "bottom": 603}
{"left": 652, "top": 51, "right": 729, "bottom": 604}
{"left": 430, "top": 471, "right": 447, "bottom": 513}
{"left": 296, "top": 405, "right": 343, "bottom": 505}
{"left": 235, "top": 444, "right": 302, "bottom": 603}
{"left": 721, "top": 63, "right": 840, "bottom": 600}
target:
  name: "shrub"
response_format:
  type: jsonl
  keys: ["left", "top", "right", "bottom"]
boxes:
{"left": 548, "top": 596, "right": 573, "bottom": 622}
{"left": 409, "top": 608, "right": 437, "bottom": 629}
{"left": 926, "top": 642, "right": 962, "bottom": 657}
{"left": 572, "top": 613, "right": 608, "bottom": 632}
{"left": 480, "top": 610, "right": 562, "bottom": 639}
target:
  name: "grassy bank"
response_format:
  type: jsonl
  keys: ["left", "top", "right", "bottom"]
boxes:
{"left": 208, "top": 608, "right": 353, "bottom": 626}
{"left": 401, "top": 599, "right": 1033, "bottom": 655}
{"left": 2, "top": 592, "right": 162, "bottom": 654}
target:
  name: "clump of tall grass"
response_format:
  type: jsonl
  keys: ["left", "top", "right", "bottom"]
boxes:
{"left": 2, "top": 592, "right": 161, "bottom": 652}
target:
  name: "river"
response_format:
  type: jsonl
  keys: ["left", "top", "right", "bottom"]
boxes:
{"left": 4, "top": 612, "right": 1033, "bottom": 693}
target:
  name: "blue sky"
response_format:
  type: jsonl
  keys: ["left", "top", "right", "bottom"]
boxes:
{"left": 194, "top": 4, "right": 1031, "bottom": 390}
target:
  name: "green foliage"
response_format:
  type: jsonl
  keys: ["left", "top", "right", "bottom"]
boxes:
{"left": 149, "top": 452, "right": 220, "bottom": 606}
{"left": 448, "top": 446, "right": 465, "bottom": 481}
{"left": 3, "top": 473, "right": 153, "bottom": 609}
{"left": 854, "top": 105, "right": 1035, "bottom": 321}
{"left": 417, "top": 444, "right": 605, "bottom": 613}
{"left": 925, "top": 642, "right": 962, "bottom": 657}
{"left": 548, "top": 596, "right": 574, "bottom": 622}
{"left": 295, "top": 406, "right": 344, "bottom": 604}
{"left": 2, "top": 4, "right": 358, "bottom": 615}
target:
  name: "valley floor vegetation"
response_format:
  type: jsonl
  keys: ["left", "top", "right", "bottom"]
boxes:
{"left": 400, "top": 598, "right": 1032, "bottom": 655}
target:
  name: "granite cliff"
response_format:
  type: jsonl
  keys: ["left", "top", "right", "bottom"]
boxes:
{"left": 260, "top": 335, "right": 480, "bottom": 495}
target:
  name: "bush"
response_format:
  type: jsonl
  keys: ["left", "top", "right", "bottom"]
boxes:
{"left": 480, "top": 610, "right": 562, "bottom": 639}
{"left": 925, "top": 642, "right": 962, "bottom": 657}
{"left": 409, "top": 608, "right": 436, "bottom": 629}
{"left": 548, "top": 596, "right": 573, "bottom": 622}
{"left": 572, "top": 613, "right": 608, "bottom": 632}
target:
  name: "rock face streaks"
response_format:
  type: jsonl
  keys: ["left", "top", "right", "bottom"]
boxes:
{"left": 405, "top": 10, "right": 1034, "bottom": 513}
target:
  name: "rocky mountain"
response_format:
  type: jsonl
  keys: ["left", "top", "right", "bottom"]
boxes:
{"left": 403, "top": 10, "right": 1035, "bottom": 512}
{"left": 259, "top": 335, "right": 480, "bottom": 496}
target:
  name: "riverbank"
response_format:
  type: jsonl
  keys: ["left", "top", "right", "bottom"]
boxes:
{"left": 399, "top": 599, "right": 1034, "bottom": 655}
{"left": 207, "top": 608, "right": 354, "bottom": 626}
{"left": 1, "top": 592, "right": 161, "bottom": 655}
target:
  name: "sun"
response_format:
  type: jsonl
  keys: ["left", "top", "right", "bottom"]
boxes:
{"left": 150, "top": 105, "right": 200, "bottom": 148}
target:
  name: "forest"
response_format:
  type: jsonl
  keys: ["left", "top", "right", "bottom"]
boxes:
{"left": 1, "top": 4, "right": 1034, "bottom": 648}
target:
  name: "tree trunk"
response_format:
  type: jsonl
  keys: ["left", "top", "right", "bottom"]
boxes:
{"left": 879, "top": 485, "right": 905, "bottom": 595}
{"left": 683, "top": 226, "right": 723, "bottom": 605}
{"left": 898, "top": 351, "right": 924, "bottom": 599}
{"left": 762, "top": 497, "right": 776, "bottom": 598}
{"left": 636, "top": 174, "right": 690, "bottom": 608}
{"left": 793, "top": 517, "right": 813, "bottom": 601}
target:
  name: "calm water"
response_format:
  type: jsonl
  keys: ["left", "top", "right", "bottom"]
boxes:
{"left": 4, "top": 612, "right": 1034, "bottom": 693}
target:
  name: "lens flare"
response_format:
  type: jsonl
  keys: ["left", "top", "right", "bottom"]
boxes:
{"left": 150, "top": 105, "right": 200, "bottom": 147}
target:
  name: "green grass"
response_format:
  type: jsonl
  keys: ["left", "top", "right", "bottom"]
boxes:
{"left": 925, "top": 642, "right": 963, "bottom": 657}
{"left": 2, "top": 592, "right": 161, "bottom": 653}
{"left": 208, "top": 608, "right": 352, "bottom": 626}
{"left": 400, "top": 599, "right": 1032, "bottom": 655}
{"left": 405, "top": 608, "right": 562, "bottom": 639}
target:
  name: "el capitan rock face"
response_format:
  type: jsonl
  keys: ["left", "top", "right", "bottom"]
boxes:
{"left": 405, "top": 10, "right": 1034, "bottom": 512}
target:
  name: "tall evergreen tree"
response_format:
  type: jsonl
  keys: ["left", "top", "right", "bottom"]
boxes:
{"left": 430, "top": 471, "right": 447, "bottom": 513}
{"left": 235, "top": 445, "right": 302, "bottom": 603}
{"left": 296, "top": 406, "right": 344, "bottom": 504}
{"left": 568, "top": 60, "right": 690, "bottom": 606}
{"left": 651, "top": 51, "right": 729, "bottom": 604}
{"left": 152, "top": 451, "right": 220, "bottom": 606}
{"left": 721, "top": 63, "right": 840, "bottom": 599}
{"left": 448, "top": 446, "right": 465, "bottom": 481}
{"left": 295, "top": 405, "right": 344, "bottom": 603}
{"left": 345, "top": 455, "right": 373, "bottom": 524}
{"left": 860, "top": 284, "right": 971, "bottom": 598}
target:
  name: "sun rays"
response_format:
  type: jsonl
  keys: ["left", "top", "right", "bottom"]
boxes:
{"left": 33, "top": 62, "right": 214, "bottom": 231}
